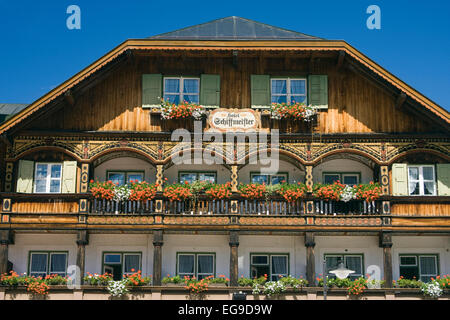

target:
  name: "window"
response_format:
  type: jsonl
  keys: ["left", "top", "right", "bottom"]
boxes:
{"left": 179, "top": 172, "right": 216, "bottom": 184}
{"left": 34, "top": 163, "right": 62, "bottom": 193}
{"left": 163, "top": 77, "right": 200, "bottom": 104}
{"left": 250, "top": 173, "right": 288, "bottom": 185}
{"left": 29, "top": 252, "right": 68, "bottom": 277}
{"left": 407, "top": 165, "right": 436, "bottom": 196}
{"left": 250, "top": 254, "right": 289, "bottom": 281}
{"left": 324, "top": 254, "right": 363, "bottom": 280}
{"left": 399, "top": 254, "right": 439, "bottom": 282}
{"left": 103, "top": 252, "right": 141, "bottom": 280}
{"left": 107, "top": 171, "right": 144, "bottom": 186}
{"left": 323, "top": 173, "right": 360, "bottom": 186}
{"left": 177, "top": 253, "right": 215, "bottom": 280}
{"left": 271, "top": 78, "right": 307, "bottom": 104}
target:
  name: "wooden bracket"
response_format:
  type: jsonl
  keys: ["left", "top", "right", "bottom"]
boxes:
{"left": 336, "top": 50, "right": 346, "bottom": 69}
{"left": 395, "top": 92, "right": 407, "bottom": 109}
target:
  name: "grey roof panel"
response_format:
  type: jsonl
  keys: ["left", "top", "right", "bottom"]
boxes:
{"left": 149, "top": 16, "right": 322, "bottom": 41}
{"left": 0, "top": 103, "right": 28, "bottom": 115}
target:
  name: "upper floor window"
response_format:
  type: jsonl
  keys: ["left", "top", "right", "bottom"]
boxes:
{"left": 163, "top": 77, "right": 200, "bottom": 104}
{"left": 34, "top": 163, "right": 62, "bottom": 193}
{"left": 399, "top": 254, "right": 438, "bottom": 282}
{"left": 107, "top": 171, "right": 144, "bottom": 186}
{"left": 103, "top": 252, "right": 142, "bottom": 281}
{"left": 271, "top": 78, "right": 307, "bottom": 104}
{"left": 250, "top": 253, "right": 289, "bottom": 281}
{"left": 408, "top": 165, "right": 436, "bottom": 196}
{"left": 177, "top": 252, "right": 215, "bottom": 280}
{"left": 179, "top": 171, "right": 216, "bottom": 184}
{"left": 251, "top": 173, "right": 288, "bottom": 185}
{"left": 323, "top": 172, "right": 360, "bottom": 186}
{"left": 324, "top": 254, "right": 363, "bottom": 280}
{"left": 29, "top": 251, "right": 68, "bottom": 277}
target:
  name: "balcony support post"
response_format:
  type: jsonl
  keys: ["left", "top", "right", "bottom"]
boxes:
{"left": 229, "top": 231, "right": 239, "bottom": 287}
{"left": 4, "top": 162, "right": 14, "bottom": 192}
{"left": 379, "top": 232, "right": 393, "bottom": 288}
{"left": 231, "top": 165, "right": 238, "bottom": 193}
{"left": 380, "top": 165, "right": 390, "bottom": 195}
{"left": 0, "top": 230, "right": 13, "bottom": 275}
{"left": 305, "top": 165, "right": 313, "bottom": 192}
{"left": 76, "top": 230, "right": 89, "bottom": 285}
{"left": 153, "top": 230, "right": 164, "bottom": 286}
{"left": 305, "top": 232, "right": 316, "bottom": 287}
{"left": 156, "top": 165, "right": 164, "bottom": 192}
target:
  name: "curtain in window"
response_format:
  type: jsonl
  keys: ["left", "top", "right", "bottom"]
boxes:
{"left": 197, "top": 255, "right": 213, "bottom": 274}
{"left": 31, "top": 253, "right": 47, "bottom": 275}
{"left": 424, "top": 182, "right": 435, "bottom": 195}
{"left": 271, "top": 256, "right": 287, "bottom": 275}
{"left": 124, "top": 255, "right": 140, "bottom": 273}
{"left": 325, "top": 256, "right": 341, "bottom": 274}
{"left": 419, "top": 257, "right": 437, "bottom": 276}
{"left": 345, "top": 257, "right": 362, "bottom": 275}
{"left": 50, "top": 254, "right": 66, "bottom": 274}
{"left": 179, "top": 255, "right": 195, "bottom": 274}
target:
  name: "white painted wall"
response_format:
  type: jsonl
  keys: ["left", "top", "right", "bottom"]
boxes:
{"left": 8, "top": 234, "right": 77, "bottom": 275}
{"left": 392, "top": 236, "right": 450, "bottom": 280}
{"left": 238, "top": 235, "right": 306, "bottom": 278}
{"left": 165, "top": 164, "right": 230, "bottom": 184}
{"left": 93, "top": 157, "right": 156, "bottom": 183}
{"left": 315, "top": 236, "right": 383, "bottom": 278}
{"left": 162, "top": 234, "right": 229, "bottom": 278}
{"left": 238, "top": 160, "right": 304, "bottom": 184}
{"left": 313, "top": 159, "right": 373, "bottom": 184}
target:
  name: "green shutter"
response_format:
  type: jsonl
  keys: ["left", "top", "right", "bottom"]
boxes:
{"left": 437, "top": 164, "right": 450, "bottom": 196}
{"left": 62, "top": 161, "right": 77, "bottom": 194}
{"left": 200, "top": 74, "right": 220, "bottom": 108}
{"left": 142, "top": 74, "right": 162, "bottom": 108}
{"left": 392, "top": 163, "right": 408, "bottom": 196}
{"left": 16, "top": 160, "right": 34, "bottom": 193}
{"left": 308, "top": 75, "right": 328, "bottom": 108}
{"left": 251, "top": 75, "right": 270, "bottom": 108}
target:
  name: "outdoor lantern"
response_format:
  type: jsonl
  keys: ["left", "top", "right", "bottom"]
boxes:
{"left": 329, "top": 262, "right": 355, "bottom": 279}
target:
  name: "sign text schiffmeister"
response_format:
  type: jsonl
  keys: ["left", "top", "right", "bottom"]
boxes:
{"left": 208, "top": 108, "right": 261, "bottom": 132}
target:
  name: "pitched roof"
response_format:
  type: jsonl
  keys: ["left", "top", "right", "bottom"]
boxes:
{"left": 149, "top": 16, "right": 322, "bottom": 41}
{"left": 0, "top": 103, "right": 28, "bottom": 124}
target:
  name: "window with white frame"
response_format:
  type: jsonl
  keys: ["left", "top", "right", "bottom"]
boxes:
{"left": 34, "top": 163, "right": 63, "bottom": 193}
{"left": 29, "top": 252, "right": 68, "bottom": 277}
{"left": 250, "top": 254, "right": 289, "bottom": 281}
{"left": 163, "top": 77, "right": 200, "bottom": 104}
{"left": 177, "top": 253, "right": 215, "bottom": 280}
{"left": 324, "top": 254, "right": 363, "bottom": 280}
{"left": 271, "top": 78, "right": 307, "bottom": 104}
{"left": 103, "top": 252, "right": 141, "bottom": 281}
{"left": 107, "top": 171, "right": 144, "bottom": 186}
{"left": 179, "top": 172, "right": 216, "bottom": 184}
{"left": 407, "top": 165, "right": 436, "bottom": 195}
{"left": 250, "top": 173, "right": 288, "bottom": 185}
{"left": 323, "top": 173, "right": 360, "bottom": 186}
{"left": 399, "top": 254, "right": 438, "bottom": 282}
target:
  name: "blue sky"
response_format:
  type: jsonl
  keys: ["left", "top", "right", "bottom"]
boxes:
{"left": 0, "top": 0, "right": 449, "bottom": 110}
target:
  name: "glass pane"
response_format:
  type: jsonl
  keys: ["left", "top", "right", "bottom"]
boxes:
{"left": 324, "top": 174, "right": 340, "bottom": 184}
{"left": 124, "top": 255, "right": 140, "bottom": 273}
{"left": 197, "top": 255, "right": 214, "bottom": 274}
{"left": 419, "top": 256, "right": 437, "bottom": 275}
{"left": 108, "top": 173, "right": 125, "bottom": 186}
{"left": 31, "top": 253, "right": 48, "bottom": 273}
{"left": 400, "top": 256, "right": 417, "bottom": 265}
{"left": 345, "top": 256, "right": 362, "bottom": 275}
{"left": 178, "top": 255, "right": 195, "bottom": 274}
{"left": 183, "top": 79, "right": 199, "bottom": 94}
{"left": 424, "top": 182, "right": 435, "bottom": 195}
{"left": 343, "top": 175, "right": 358, "bottom": 186}
{"left": 183, "top": 94, "right": 199, "bottom": 104}
{"left": 50, "top": 165, "right": 61, "bottom": 179}
{"left": 408, "top": 167, "right": 419, "bottom": 181}
{"left": 420, "top": 275, "right": 434, "bottom": 282}
{"left": 36, "top": 164, "right": 48, "bottom": 179}
{"left": 271, "top": 95, "right": 287, "bottom": 104}
{"left": 271, "top": 256, "right": 287, "bottom": 275}
{"left": 251, "top": 175, "right": 269, "bottom": 184}
{"left": 270, "top": 175, "right": 287, "bottom": 185}
{"left": 164, "top": 79, "right": 180, "bottom": 93}
{"left": 409, "top": 182, "right": 420, "bottom": 195}
{"left": 164, "top": 94, "right": 180, "bottom": 105}
{"left": 180, "top": 173, "right": 197, "bottom": 184}
{"left": 35, "top": 179, "right": 47, "bottom": 193}
{"left": 290, "top": 95, "right": 306, "bottom": 104}
{"left": 400, "top": 266, "right": 419, "bottom": 280}
{"left": 271, "top": 80, "right": 287, "bottom": 94}
{"left": 325, "top": 256, "right": 342, "bottom": 274}
{"left": 50, "top": 254, "right": 67, "bottom": 273}
{"left": 290, "top": 80, "right": 306, "bottom": 94}
{"left": 127, "top": 173, "right": 143, "bottom": 183}
{"left": 104, "top": 254, "right": 121, "bottom": 264}
{"left": 50, "top": 180, "right": 60, "bottom": 193}
{"left": 252, "top": 255, "right": 268, "bottom": 265}
{"left": 198, "top": 173, "right": 216, "bottom": 183}
{"left": 422, "top": 167, "right": 434, "bottom": 180}
{"left": 251, "top": 265, "right": 270, "bottom": 279}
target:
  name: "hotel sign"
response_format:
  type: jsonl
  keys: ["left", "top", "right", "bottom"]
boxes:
{"left": 207, "top": 108, "right": 261, "bottom": 132}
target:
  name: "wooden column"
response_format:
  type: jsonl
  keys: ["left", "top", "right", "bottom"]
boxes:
{"left": 0, "top": 230, "right": 13, "bottom": 275}
{"left": 156, "top": 165, "right": 164, "bottom": 192}
{"left": 380, "top": 232, "right": 393, "bottom": 288}
{"left": 4, "top": 162, "right": 14, "bottom": 192}
{"left": 230, "top": 165, "right": 238, "bottom": 192}
{"left": 229, "top": 231, "right": 239, "bottom": 287}
{"left": 153, "top": 230, "right": 163, "bottom": 286}
{"left": 380, "top": 165, "right": 390, "bottom": 195}
{"left": 305, "top": 165, "right": 313, "bottom": 192}
{"left": 305, "top": 232, "right": 316, "bottom": 287}
{"left": 76, "top": 230, "right": 89, "bottom": 284}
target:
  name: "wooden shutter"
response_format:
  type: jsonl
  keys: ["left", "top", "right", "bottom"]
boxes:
{"left": 16, "top": 160, "right": 34, "bottom": 193}
{"left": 251, "top": 75, "right": 270, "bottom": 108}
{"left": 437, "top": 164, "right": 450, "bottom": 196}
{"left": 200, "top": 74, "right": 220, "bottom": 107}
{"left": 62, "top": 161, "right": 77, "bottom": 194}
{"left": 308, "top": 75, "right": 328, "bottom": 109}
{"left": 142, "top": 74, "right": 162, "bottom": 108}
{"left": 392, "top": 163, "right": 408, "bottom": 196}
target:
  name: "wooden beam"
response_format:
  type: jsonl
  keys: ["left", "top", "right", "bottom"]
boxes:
{"left": 232, "top": 50, "right": 238, "bottom": 68}
{"left": 336, "top": 50, "right": 345, "bottom": 69}
{"left": 64, "top": 89, "right": 75, "bottom": 107}
{"left": 309, "top": 53, "right": 315, "bottom": 73}
{"left": 395, "top": 92, "right": 407, "bottom": 109}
